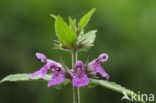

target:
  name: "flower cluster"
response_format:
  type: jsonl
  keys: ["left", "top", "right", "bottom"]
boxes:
{"left": 28, "top": 53, "right": 109, "bottom": 88}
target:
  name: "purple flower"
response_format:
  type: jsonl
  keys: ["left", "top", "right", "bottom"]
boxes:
{"left": 48, "top": 66, "right": 66, "bottom": 87}
{"left": 28, "top": 53, "right": 66, "bottom": 87}
{"left": 28, "top": 64, "right": 48, "bottom": 79}
{"left": 28, "top": 58, "right": 54, "bottom": 79}
{"left": 87, "top": 53, "right": 110, "bottom": 79}
{"left": 36, "top": 53, "right": 47, "bottom": 62}
{"left": 72, "top": 61, "right": 89, "bottom": 88}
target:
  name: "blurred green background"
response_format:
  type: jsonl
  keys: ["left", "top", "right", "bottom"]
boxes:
{"left": 0, "top": 0, "right": 156, "bottom": 103}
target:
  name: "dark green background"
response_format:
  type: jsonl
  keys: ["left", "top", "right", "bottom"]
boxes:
{"left": 0, "top": 0, "right": 156, "bottom": 103}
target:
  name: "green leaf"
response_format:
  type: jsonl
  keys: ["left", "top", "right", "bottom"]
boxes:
{"left": 0, "top": 74, "right": 51, "bottom": 83}
{"left": 90, "top": 79, "right": 146, "bottom": 103}
{"left": 78, "top": 30, "right": 97, "bottom": 50}
{"left": 53, "top": 84, "right": 62, "bottom": 89}
{"left": 55, "top": 16, "right": 77, "bottom": 47}
{"left": 0, "top": 74, "right": 145, "bottom": 102}
{"left": 0, "top": 74, "right": 70, "bottom": 86}
{"left": 69, "top": 16, "right": 77, "bottom": 31}
{"left": 78, "top": 8, "right": 96, "bottom": 32}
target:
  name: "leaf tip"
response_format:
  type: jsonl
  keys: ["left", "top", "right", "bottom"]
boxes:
{"left": 0, "top": 81, "right": 3, "bottom": 84}
{"left": 50, "top": 14, "right": 57, "bottom": 19}
{"left": 91, "top": 8, "right": 96, "bottom": 12}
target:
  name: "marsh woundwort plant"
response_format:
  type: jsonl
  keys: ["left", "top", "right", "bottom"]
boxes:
{"left": 0, "top": 8, "right": 146, "bottom": 103}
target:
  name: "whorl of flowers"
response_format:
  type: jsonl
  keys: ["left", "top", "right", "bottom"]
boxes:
{"left": 28, "top": 53, "right": 109, "bottom": 88}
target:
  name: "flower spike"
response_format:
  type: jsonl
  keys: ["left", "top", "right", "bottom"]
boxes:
{"left": 87, "top": 53, "right": 110, "bottom": 79}
{"left": 72, "top": 61, "right": 89, "bottom": 88}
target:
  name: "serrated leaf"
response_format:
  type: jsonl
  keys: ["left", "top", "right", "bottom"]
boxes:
{"left": 78, "top": 30, "right": 97, "bottom": 50}
{"left": 90, "top": 79, "right": 146, "bottom": 103}
{"left": 55, "top": 16, "right": 77, "bottom": 47}
{"left": 78, "top": 8, "right": 96, "bottom": 32}
{"left": 79, "top": 30, "right": 97, "bottom": 44}
{"left": 0, "top": 74, "right": 145, "bottom": 102}
{"left": 0, "top": 74, "right": 51, "bottom": 83}
{"left": 0, "top": 74, "right": 70, "bottom": 86}
{"left": 69, "top": 16, "right": 77, "bottom": 31}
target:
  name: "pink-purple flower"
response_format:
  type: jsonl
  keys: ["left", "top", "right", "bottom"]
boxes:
{"left": 72, "top": 61, "right": 89, "bottom": 88}
{"left": 28, "top": 53, "right": 110, "bottom": 88}
{"left": 87, "top": 53, "right": 110, "bottom": 79}
{"left": 47, "top": 62, "right": 66, "bottom": 87}
{"left": 28, "top": 53, "right": 66, "bottom": 87}
{"left": 36, "top": 53, "right": 47, "bottom": 63}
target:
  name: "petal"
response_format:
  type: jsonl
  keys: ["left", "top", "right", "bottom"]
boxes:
{"left": 72, "top": 71, "right": 89, "bottom": 88}
{"left": 36, "top": 53, "right": 47, "bottom": 62}
{"left": 75, "top": 61, "right": 84, "bottom": 68}
{"left": 28, "top": 70, "right": 40, "bottom": 78}
{"left": 72, "top": 61, "right": 89, "bottom": 88}
{"left": 47, "top": 69, "right": 65, "bottom": 87}
{"left": 39, "top": 66, "right": 48, "bottom": 78}
{"left": 46, "top": 59, "right": 62, "bottom": 69}
{"left": 96, "top": 53, "right": 108, "bottom": 63}
{"left": 87, "top": 60, "right": 95, "bottom": 71}
{"left": 87, "top": 53, "right": 110, "bottom": 79}
{"left": 95, "top": 64, "right": 110, "bottom": 79}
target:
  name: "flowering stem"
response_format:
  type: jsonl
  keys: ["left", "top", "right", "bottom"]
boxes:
{"left": 72, "top": 50, "right": 80, "bottom": 103}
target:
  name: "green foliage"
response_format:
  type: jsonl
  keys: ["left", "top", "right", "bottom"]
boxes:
{"left": 0, "top": 74, "right": 145, "bottom": 103}
{"left": 53, "top": 9, "right": 97, "bottom": 51}
{"left": 90, "top": 79, "right": 145, "bottom": 103}
{"left": 0, "top": 74, "right": 51, "bottom": 83}
{"left": 0, "top": 73, "right": 69, "bottom": 85}
{"left": 69, "top": 16, "right": 77, "bottom": 31}
{"left": 0, "top": 0, "right": 155, "bottom": 102}
{"left": 78, "top": 8, "right": 96, "bottom": 33}
{"left": 55, "top": 16, "right": 77, "bottom": 48}
{"left": 78, "top": 30, "right": 97, "bottom": 50}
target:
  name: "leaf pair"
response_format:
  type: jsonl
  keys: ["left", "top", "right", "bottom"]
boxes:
{"left": 0, "top": 74, "right": 145, "bottom": 103}
{"left": 54, "top": 8, "right": 96, "bottom": 51}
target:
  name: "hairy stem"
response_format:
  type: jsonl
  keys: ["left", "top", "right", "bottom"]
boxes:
{"left": 72, "top": 50, "right": 80, "bottom": 103}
